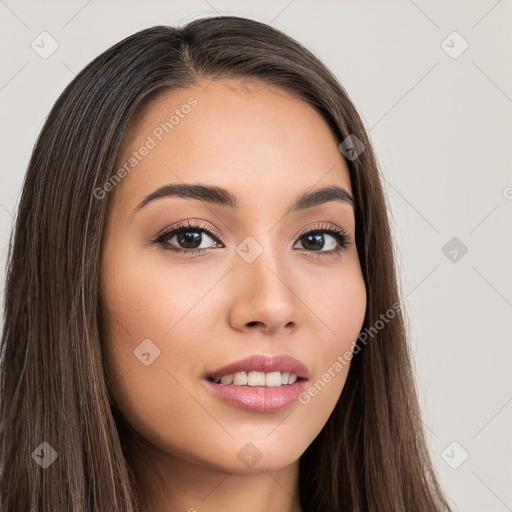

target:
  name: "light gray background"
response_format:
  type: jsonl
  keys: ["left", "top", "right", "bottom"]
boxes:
{"left": 1, "top": 1, "right": 511, "bottom": 510}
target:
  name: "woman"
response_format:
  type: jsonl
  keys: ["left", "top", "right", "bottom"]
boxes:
{"left": 0, "top": 16, "right": 452, "bottom": 512}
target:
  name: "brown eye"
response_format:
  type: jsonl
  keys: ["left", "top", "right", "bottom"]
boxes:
{"left": 298, "top": 232, "right": 335, "bottom": 251}
{"left": 293, "top": 224, "right": 350, "bottom": 257}
{"left": 153, "top": 222, "right": 222, "bottom": 254}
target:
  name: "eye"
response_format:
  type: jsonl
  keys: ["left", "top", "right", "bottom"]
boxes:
{"left": 152, "top": 220, "right": 222, "bottom": 254}
{"left": 293, "top": 222, "right": 350, "bottom": 257}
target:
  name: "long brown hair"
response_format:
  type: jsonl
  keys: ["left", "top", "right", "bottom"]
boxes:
{"left": 0, "top": 16, "right": 452, "bottom": 511}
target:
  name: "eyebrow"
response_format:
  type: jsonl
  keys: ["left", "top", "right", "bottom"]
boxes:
{"left": 133, "top": 183, "right": 355, "bottom": 215}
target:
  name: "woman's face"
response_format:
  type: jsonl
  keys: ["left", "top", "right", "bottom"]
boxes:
{"left": 99, "top": 78, "right": 366, "bottom": 474}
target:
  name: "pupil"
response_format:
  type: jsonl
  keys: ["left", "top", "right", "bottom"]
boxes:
{"left": 178, "top": 231, "right": 201, "bottom": 249}
{"left": 303, "top": 233, "right": 324, "bottom": 251}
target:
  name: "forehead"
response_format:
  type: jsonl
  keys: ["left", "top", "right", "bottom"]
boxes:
{"left": 112, "top": 78, "right": 352, "bottom": 209}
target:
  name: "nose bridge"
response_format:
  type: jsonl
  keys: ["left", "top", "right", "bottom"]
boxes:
{"left": 229, "top": 232, "right": 299, "bottom": 331}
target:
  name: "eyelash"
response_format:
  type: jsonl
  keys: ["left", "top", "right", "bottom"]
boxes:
{"left": 152, "top": 220, "right": 351, "bottom": 258}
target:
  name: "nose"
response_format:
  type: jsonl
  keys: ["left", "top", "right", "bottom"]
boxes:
{"left": 228, "top": 245, "right": 300, "bottom": 335}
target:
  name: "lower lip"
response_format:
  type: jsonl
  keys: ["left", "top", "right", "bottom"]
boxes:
{"left": 205, "top": 379, "right": 308, "bottom": 412}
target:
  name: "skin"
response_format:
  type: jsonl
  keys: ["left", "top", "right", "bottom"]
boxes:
{"left": 99, "top": 78, "right": 367, "bottom": 512}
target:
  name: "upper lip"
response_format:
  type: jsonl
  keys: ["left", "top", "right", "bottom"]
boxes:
{"left": 208, "top": 353, "right": 310, "bottom": 381}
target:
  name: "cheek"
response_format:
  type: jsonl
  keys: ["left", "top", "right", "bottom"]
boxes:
{"left": 327, "top": 271, "right": 367, "bottom": 356}
{"left": 100, "top": 242, "right": 217, "bottom": 353}
{"left": 99, "top": 245, "right": 231, "bottom": 446}
{"left": 297, "top": 262, "right": 366, "bottom": 417}
{"left": 304, "top": 255, "right": 367, "bottom": 357}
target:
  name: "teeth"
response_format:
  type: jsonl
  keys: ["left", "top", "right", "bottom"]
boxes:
{"left": 213, "top": 371, "right": 299, "bottom": 386}
{"left": 220, "top": 374, "right": 233, "bottom": 385}
{"left": 247, "top": 371, "right": 266, "bottom": 386}
{"left": 265, "top": 371, "right": 282, "bottom": 387}
{"left": 233, "top": 372, "right": 248, "bottom": 385}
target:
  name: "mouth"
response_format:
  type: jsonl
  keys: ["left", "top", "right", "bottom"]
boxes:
{"left": 204, "top": 353, "right": 310, "bottom": 413}
{"left": 208, "top": 370, "right": 304, "bottom": 387}
{"left": 207, "top": 353, "right": 310, "bottom": 382}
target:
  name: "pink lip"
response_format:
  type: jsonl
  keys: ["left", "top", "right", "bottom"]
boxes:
{"left": 205, "top": 353, "right": 310, "bottom": 413}
{"left": 206, "top": 379, "right": 308, "bottom": 412}
{"left": 208, "top": 353, "right": 310, "bottom": 381}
